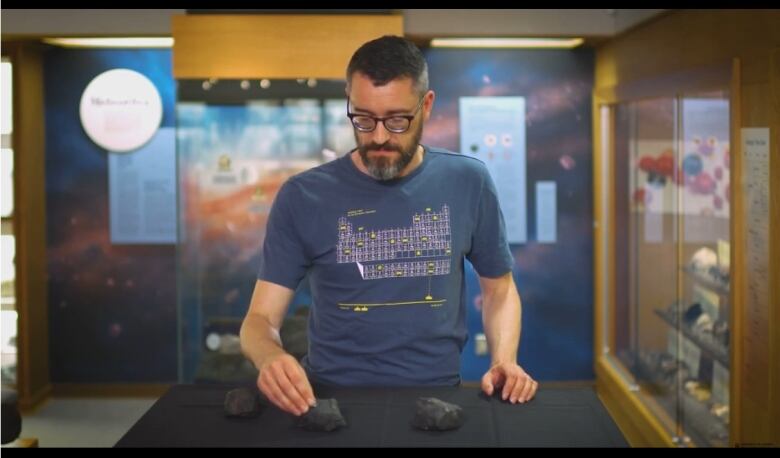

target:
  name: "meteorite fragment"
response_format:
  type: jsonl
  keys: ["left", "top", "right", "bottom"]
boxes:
{"left": 295, "top": 398, "right": 347, "bottom": 432}
{"left": 411, "top": 397, "right": 464, "bottom": 431}
{"left": 224, "top": 387, "right": 263, "bottom": 418}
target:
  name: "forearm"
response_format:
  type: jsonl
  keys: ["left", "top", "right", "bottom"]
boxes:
{"left": 239, "top": 313, "right": 287, "bottom": 369}
{"left": 481, "top": 274, "right": 522, "bottom": 365}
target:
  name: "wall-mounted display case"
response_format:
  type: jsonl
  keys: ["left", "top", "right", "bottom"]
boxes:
{"left": 594, "top": 63, "right": 738, "bottom": 447}
{"left": 612, "top": 93, "right": 731, "bottom": 446}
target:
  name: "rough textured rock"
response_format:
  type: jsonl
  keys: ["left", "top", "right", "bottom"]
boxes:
{"left": 224, "top": 387, "right": 263, "bottom": 418}
{"left": 411, "top": 397, "right": 464, "bottom": 431}
{"left": 295, "top": 398, "right": 347, "bottom": 432}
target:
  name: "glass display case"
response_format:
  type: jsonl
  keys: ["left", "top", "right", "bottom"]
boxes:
{"left": 1, "top": 57, "right": 17, "bottom": 388}
{"left": 175, "top": 78, "right": 355, "bottom": 383}
{"left": 604, "top": 90, "right": 732, "bottom": 446}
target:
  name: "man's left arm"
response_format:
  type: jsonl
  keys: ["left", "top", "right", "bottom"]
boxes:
{"left": 479, "top": 272, "right": 538, "bottom": 403}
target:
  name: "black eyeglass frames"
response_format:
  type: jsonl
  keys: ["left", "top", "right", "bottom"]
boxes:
{"left": 346, "top": 96, "right": 425, "bottom": 134}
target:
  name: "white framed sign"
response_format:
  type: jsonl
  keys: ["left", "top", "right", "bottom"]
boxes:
{"left": 459, "top": 96, "right": 527, "bottom": 243}
{"left": 80, "top": 68, "right": 162, "bottom": 152}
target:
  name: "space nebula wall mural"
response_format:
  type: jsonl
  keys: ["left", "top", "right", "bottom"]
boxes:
{"left": 45, "top": 48, "right": 177, "bottom": 382}
{"left": 422, "top": 48, "right": 595, "bottom": 380}
{"left": 43, "top": 45, "right": 595, "bottom": 384}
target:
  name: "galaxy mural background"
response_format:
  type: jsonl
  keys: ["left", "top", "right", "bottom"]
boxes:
{"left": 45, "top": 48, "right": 177, "bottom": 382}
{"left": 43, "top": 46, "right": 595, "bottom": 384}
{"left": 422, "top": 48, "right": 595, "bottom": 380}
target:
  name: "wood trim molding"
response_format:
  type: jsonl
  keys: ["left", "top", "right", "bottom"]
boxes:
{"left": 728, "top": 58, "right": 743, "bottom": 447}
{"left": 592, "top": 95, "right": 604, "bottom": 367}
{"left": 17, "top": 383, "right": 51, "bottom": 413}
{"left": 5, "top": 41, "right": 51, "bottom": 412}
{"left": 770, "top": 45, "right": 780, "bottom": 448}
{"left": 172, "top": 14, "right": 404, "bottom": 79}
{"left": 596, "top": 357, "right": 675, "bottom": 447}
{"left": 595, "top": 60, "right": 733, "bottom": 104}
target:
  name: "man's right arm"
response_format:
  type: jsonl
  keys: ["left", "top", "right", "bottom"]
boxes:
{"left": 240, "top": 279, "right": 316, "bottom": 416}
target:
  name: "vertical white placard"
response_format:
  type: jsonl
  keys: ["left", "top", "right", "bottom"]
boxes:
{"left": 535, "top": 181, "right": 557, "bottom": 243}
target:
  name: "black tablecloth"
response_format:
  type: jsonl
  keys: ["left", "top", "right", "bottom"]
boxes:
{"left": 116, "top": 384, "right": 627, "bottom": 447}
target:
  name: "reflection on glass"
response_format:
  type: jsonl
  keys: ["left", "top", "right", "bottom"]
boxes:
{"left": 324, "top": 99, "right": 356, "bottom": 159}
{"left": 1, "top": 150, "right": 12, "bottom": 217}
{"left": 0, "top": 310, "right": 17, "bottom": 385}
{"left": 1, "top": 58, "right": 15, "bottom": 389}
{"left": 678, "top": 93, "right": 730, "bottom": 446}
{"left": 1, "top": 61, "right": 12, "bottom": 135}
{"left": 176, "top": 79, "right": 355, "bottom": 383}
{"left": 614, "top": 97, "right": 680, "bottom": 437}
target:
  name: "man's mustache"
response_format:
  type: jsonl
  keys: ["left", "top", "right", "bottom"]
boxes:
{"left": 361, "top": 142, "right": 402, "bottom": 153}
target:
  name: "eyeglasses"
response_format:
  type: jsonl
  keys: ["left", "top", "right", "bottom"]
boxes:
{"left": 346, "top": 97, "right": 425, "bottom": 134}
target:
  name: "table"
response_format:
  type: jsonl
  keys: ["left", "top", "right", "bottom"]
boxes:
{"left": 116, "top": 384, "right": 627, "bottom": 447}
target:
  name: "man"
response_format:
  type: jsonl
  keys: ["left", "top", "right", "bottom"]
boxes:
{"left": 240, "top": 35, "right": 537, "bottom": 416}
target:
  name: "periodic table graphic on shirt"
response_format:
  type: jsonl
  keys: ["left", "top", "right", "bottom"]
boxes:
{"left": 336, "top": 204, "right": 452, "bottom": 311}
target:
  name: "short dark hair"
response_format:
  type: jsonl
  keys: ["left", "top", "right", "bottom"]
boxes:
{"left": 346, "top": 35, "right": 429, "bottom": 97}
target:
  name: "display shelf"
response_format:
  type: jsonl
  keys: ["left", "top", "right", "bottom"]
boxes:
{"left": 632, "top": 351, "right": 729, "bottom": 447}
{"left": 654, "top": 308, "right": 729, "bottom": 368}
{"left": 681, "top": 265, "right": 730, "bottom": 296}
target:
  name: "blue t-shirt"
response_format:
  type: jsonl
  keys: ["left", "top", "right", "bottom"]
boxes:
{"left": 258, "top": 146, "right": 513, "bottom": 387}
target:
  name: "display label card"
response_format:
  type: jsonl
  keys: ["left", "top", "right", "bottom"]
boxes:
{"left": 535, "top": 181, "right": 557, "bottom": 243}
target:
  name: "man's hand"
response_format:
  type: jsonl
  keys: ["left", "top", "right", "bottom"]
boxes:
{"left": 481, "top": 362, "right": 538, "bottom": 404}
{"left": 257, "top": 351, "right": 316, "bottom": 416}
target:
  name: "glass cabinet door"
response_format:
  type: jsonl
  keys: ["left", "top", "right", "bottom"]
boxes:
{"left": 608, "top": 91, "right": 730, "bottom": 446}
{"left": 175, "top": 79, "right": 354, "bottom": 383}
{"left": 613, "top": 96, "right": 683, "bottom": 441}
{"left": 678, "top": 92, "right": 730, "bottom": 446}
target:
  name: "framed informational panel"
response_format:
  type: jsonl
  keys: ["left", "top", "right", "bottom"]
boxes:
{"left": 459, "top": 96, "right": 527, "bottom": 244}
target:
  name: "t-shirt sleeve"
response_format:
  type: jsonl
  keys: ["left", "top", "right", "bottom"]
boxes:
{"left": 465, "top": 167, "right": 514, "bottom": 278}
{"left": 257, "top": 179, "right": 311, "bottom": 289}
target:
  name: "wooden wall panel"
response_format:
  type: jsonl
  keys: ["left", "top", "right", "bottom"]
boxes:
{"left": 769, "top": 45, "right": 780, "bottom": 447}
{"left": 172, "top": 14, "right": 403, "bottom": 79}
{"left": 6, "top": 42, "right": 52, "bottom": 410}
{"left": 596, "top": 10, "right": 780, "bottom": 87}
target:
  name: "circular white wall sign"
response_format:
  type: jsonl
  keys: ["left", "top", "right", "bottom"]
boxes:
{"left": 79, "top": 68, "right": 163, "bottom": 152}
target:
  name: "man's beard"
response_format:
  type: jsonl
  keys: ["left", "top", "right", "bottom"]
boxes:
{"left": 356, "top": 123, "right": 423, "bottom": 181}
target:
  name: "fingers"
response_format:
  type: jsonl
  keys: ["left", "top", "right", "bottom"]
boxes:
{"left": 487, "top": 364, "right": 538, "bottom": 404}
{"left": 259, "top": 369, "right": 299, "bottom": 415}
{"left": 520, "top": 378, "right": 538, "bottom": 403}
{"left": 285, "top": 362, "right": 316, "bottom": 407}
{"left": 481, "top": 366, "right": 505, "bottom": 396}
{"left": 502, "top": 371, "right": 521, "bottom": 402}
{"left": 258, "top": 355, "right": 315, "bottom": 416}
{"left": 481, "top": 371, "right": 495, "bottom": 396}
{"left": 508, "top": 371, "right": 537, "bottom": 404}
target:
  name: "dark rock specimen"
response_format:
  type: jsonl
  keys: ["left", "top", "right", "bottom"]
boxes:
{"left": 411, "top": 397, "right": 464, "bottom": 431}
{"left": 224, "top": 387, "right": 263, "bottom": 418}
{"left": 295, "top": 398, "right": 347, "bottom": 432}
